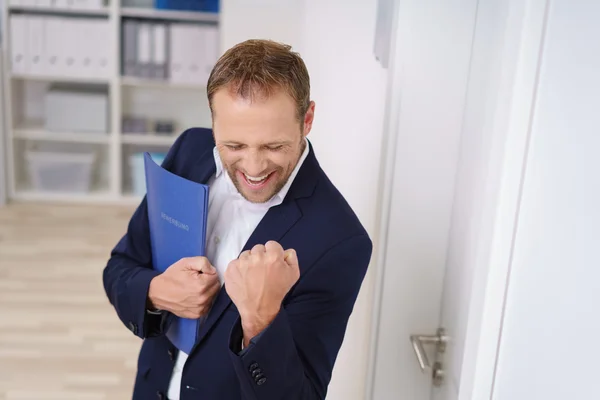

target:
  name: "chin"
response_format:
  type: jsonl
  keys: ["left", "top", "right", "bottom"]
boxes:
{"left": 231, "top": 179, "right": 275, "bottom": 204}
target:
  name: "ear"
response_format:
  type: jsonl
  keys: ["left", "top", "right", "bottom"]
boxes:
{"left": 303, "top": 101, "right": 316, "bottom": 136}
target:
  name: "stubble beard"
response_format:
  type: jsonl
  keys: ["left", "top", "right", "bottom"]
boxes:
{"left": 227, "top": 137, "right": 306, "bottom": 204}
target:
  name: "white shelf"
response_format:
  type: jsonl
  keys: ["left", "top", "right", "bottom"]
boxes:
{"left": 9, "top": 5, "right": 110, "bottom": 17}
{"left": 121, "top": 133, "right": 177, "bottom": 146}
{"left": 120, "top": 7, "right": 219, "bottom": 23}
{"left": 121, "top": 76, "right": 206, "bottom": 91}
{"left": 11, "top": 72, "right": 111, "bottom": 85}
{"left": 12, "top": 189, "right": 115, "bottom": 204}
{"left": 13, "top": 124, "right": 110, "bottom": 144}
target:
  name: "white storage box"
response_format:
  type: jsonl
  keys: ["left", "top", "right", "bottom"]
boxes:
{"left": 45, "top": 84, "right": 109, "bottom": 134}
{"left": 26, "top": 144, "right": 97, "bottom": 192}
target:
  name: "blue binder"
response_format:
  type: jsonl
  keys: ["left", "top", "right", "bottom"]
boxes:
{"left": 144, "top": 152, "right": 209, "bottom": 354}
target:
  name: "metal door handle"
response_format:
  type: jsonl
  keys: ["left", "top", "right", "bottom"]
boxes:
{"left": 409, "top": 328, "right": 448, "bottom": 372}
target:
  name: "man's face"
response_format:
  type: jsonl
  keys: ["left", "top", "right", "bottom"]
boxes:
{"left": 212, "top": 87, "right": 315, "bottom": 204}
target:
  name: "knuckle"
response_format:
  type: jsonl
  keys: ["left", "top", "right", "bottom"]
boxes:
{"left": 192, "top": 258, "right": 206, "bottom": 270}
{"left": 252, "top": 244, "right": 266, "bottom": 252}
{"left": 266, "top": 240, "right": 282, "bottom": 249}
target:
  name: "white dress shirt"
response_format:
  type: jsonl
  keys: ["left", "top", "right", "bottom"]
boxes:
{"left": 167, "top": 139, "right": 310, "bottom": 400}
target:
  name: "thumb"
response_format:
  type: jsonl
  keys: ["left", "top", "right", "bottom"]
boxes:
{"left": 201, "top": 263, "right": 217, "bottom": 275}
{"left": 283, "top": 249, "right": 298, "bottom": 267}
{"left": 186, "top": 257, "right": 217, "bottom": 275}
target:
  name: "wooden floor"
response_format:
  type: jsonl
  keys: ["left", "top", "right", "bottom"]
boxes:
{"left": 0, "top": 203, "right": 142, "bottom": 400}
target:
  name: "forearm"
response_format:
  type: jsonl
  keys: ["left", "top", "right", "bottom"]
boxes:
{"left": 228, "top": 309, "right": 322, "bottom": 400}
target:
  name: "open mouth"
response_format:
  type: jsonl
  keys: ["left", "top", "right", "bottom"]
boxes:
{"left": 239, "top": 170, "right": 275, "bottom": 189}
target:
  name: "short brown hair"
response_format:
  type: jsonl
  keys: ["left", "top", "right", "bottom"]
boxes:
{"left": 207, "top": 39, "right": 311, "bottom": 121}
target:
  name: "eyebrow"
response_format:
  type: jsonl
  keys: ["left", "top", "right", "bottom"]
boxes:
{"left": 222, "top": 140, "right": 292, "bottom": 147}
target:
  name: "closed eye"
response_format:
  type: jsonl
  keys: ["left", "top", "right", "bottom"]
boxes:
{"left": 226, "top": 144, "right": 244, "bottom": 151}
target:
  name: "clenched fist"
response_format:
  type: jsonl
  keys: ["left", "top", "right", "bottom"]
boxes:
{"left": 224, "top": 241, "right": 300, "bottom": 346}
{"left": 148, "top": 256, "right": 220, "bottom": 319}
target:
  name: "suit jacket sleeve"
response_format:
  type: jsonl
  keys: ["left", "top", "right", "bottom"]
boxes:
{"left": 102, "top": 130, "right": 189, "bottom": 339}
{"left": 227, "top": 234, "right": 372, "bottom": 400}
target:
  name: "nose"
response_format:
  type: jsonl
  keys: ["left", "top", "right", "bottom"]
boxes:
{"left": 242, "top": 149, "right": 268, "bottom": 176}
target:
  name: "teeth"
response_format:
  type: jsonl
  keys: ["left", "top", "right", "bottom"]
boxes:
{"left": 244, "top": 173, "right": 269, "bottom": 183}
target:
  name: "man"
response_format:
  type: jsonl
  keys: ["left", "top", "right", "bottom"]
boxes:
{"left": 102, "top": 39, "right": 372, "bottom": 400}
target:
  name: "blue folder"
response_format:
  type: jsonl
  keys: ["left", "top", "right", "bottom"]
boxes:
{"left": 144, "top": 152, "right": 209, "bottom": 354}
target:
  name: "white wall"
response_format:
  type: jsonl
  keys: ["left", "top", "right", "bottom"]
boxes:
{"left": 220, "top": 1, "right": 388, "bottom": 398}
{"left": 300, "top": 2, "right": 387, "bottom": 398}
{"left": 492, "top": 1, "right": 600, "bottom": 399}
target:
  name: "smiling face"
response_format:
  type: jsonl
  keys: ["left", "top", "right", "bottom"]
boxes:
{"left": 212, "top": 87, "right": 315, "bottom": 203}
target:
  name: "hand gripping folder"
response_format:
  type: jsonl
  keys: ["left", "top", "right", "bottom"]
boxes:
{"left": 144, "top": 152, "right": 209, "bottom": 354}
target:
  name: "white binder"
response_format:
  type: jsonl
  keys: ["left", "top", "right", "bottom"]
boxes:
{"left": 169, "top": 24, "right": 188, "bottom": 84}
{"left": 60, "top": 18, "right": 77, "bottom": 77}
{"left": 43, "top": 17, "right": 61, "bottom": 76}
{"left": 137, "top": 22, "right": 152, "bottom": 78}
{"left": 187, "top": 25, "right": 205, "bottom": 85}
{"left": 201, "top": 25, "right": 219, "bottom": 85}
{"left": 9, "top": 15, "right": 29, "bottom": 74}
{"left": 26, "top": 15, "right": 45, "bottom": 76}
{"left": 53, "top": 0, "right": 69, "bottom": 9}
{"left": 94, "top": 20, "right": 111, "bottom": 78}
{"left": 72, "top": 18, "right": 89, "bottom": 78}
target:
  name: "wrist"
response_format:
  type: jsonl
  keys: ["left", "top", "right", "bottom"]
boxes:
{"left": 240, "top": 308, "right": 279, "bottom": 341}
{"left": 147, "top": 275, "right": 165, "bottom": 310}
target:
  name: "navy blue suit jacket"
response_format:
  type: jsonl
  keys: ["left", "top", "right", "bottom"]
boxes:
{"left": 102, "top": 128, "right": 373, "bottom": 400}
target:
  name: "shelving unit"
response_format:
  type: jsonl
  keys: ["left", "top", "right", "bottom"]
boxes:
{"left": 9, "top": 4, "right": 111, "bottom": 16}
{"left": 11, "top": 72, "right": 111, "bottom": 84}
{"left": 121, "top": 133, "right": 176, "bottom": 146}
{"left": 120, "top": 6, "right": 218, "bottom": 22}
{"left": 1, "top": 1, "right": 220, "bottom": 205}
{"left": 13, "top": 122, "right": 111, "bottom": 144}
{"left": 121, "top": 75, "right": 207, "bottom": 90}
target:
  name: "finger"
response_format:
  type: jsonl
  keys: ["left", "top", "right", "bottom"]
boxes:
{"left": 186, "top": 257, "right": 217, "bottom": 275}
{"left": 283, "top": 249, "right": 298, "bottom": 266}
{"left": 199, "top": 272, "right": 220, "bottom": 287}
{"left": 250, "top": 244, "right": 266, "bottom": 255}
{"left": 265, "top": 241, "right": 284, "bottom": 256}
{"left": 239, "top": 250, "right": 251, "bottom": 260}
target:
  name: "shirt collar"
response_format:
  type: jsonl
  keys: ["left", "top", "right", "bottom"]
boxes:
{"left": 212, "top": 138, "right": 310, "bottom": 206}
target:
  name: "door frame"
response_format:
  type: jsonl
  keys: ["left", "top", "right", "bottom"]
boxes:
{"left": 365, "top": 0, "right": 550, "bottom": 398}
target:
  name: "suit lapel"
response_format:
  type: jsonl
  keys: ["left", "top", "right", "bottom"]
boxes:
{"left": 188, "top": 148, "right": 216, "bottom": 185}
{"left": 191, "top": 140, "right": 320, "bottom": 351}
